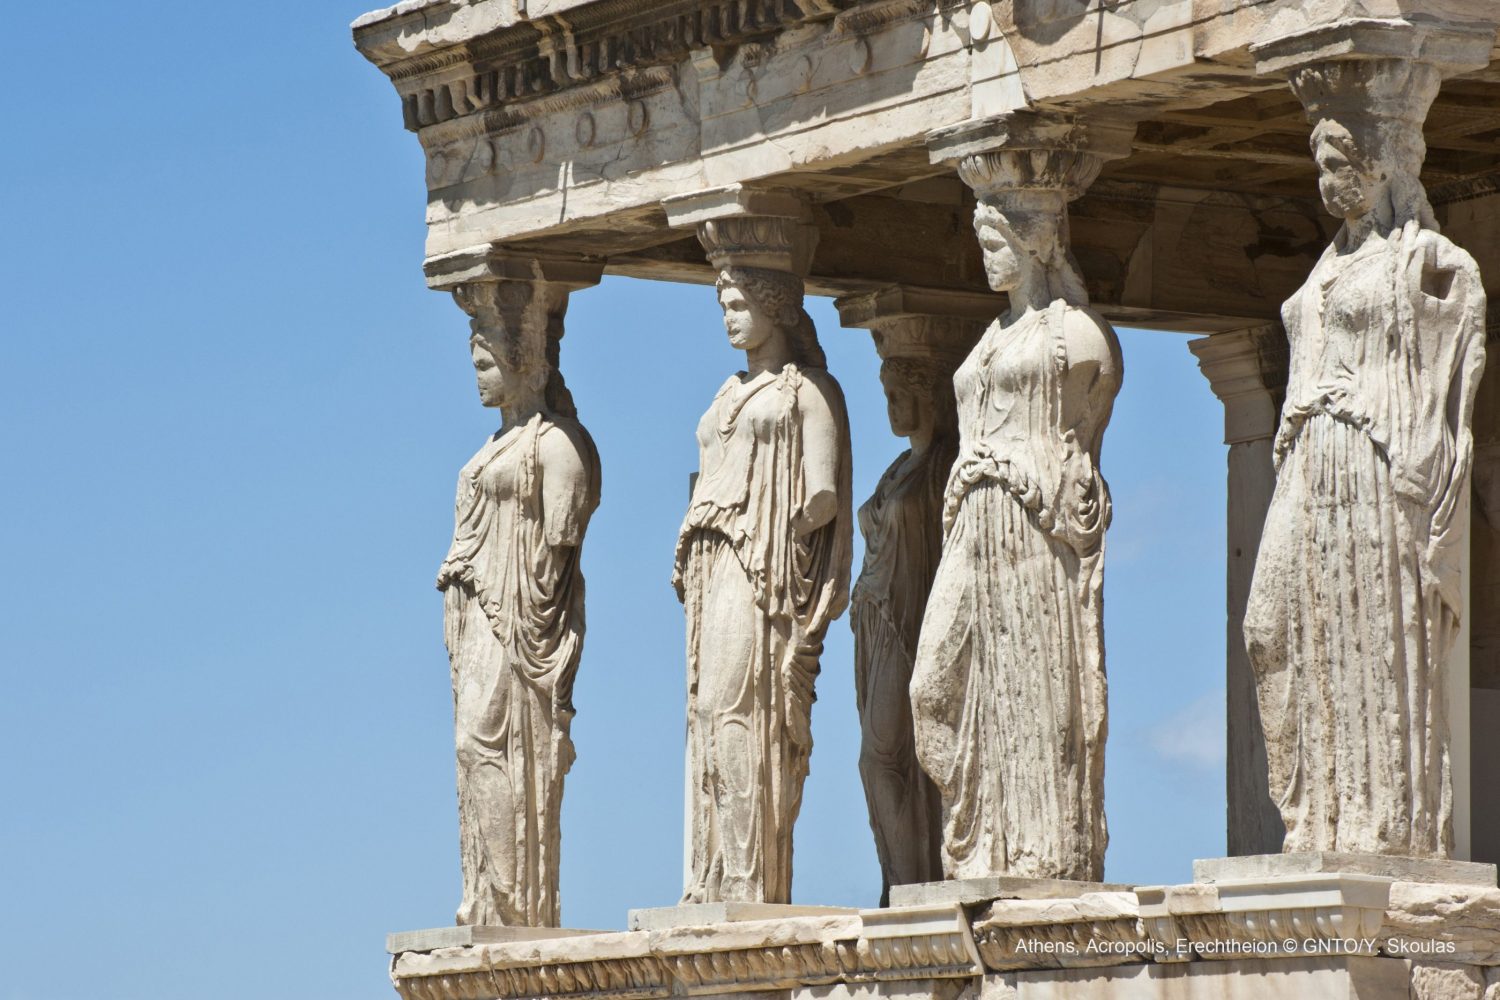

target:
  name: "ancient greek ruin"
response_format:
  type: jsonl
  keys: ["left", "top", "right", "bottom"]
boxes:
{"left": 356, "top": 0, "right": 1500, "bottom": 997}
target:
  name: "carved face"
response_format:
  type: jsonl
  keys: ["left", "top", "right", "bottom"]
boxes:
{"left": 880, "top": 368, "right": 925, "bottom": 439}
{"left": 471, "top": 339, "right": 508, "bottom": 408}
{"left": 718, "top": 278, "right": 775, "bottom": 352}
{"left": 979, "top": 228, "right": 1021, "bottom": 292}
{"left": 974, "top": 206, "right": 1052, "bottom": 294}
{"left": 1314, "top": 134, "right": 1376, "bottom": 222}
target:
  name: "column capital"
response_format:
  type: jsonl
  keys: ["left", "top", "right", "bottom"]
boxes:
{"left": 1189, "top": 325, "right": 1289, "bottom": 446}
{"left": 662, "top": 184, "right": 818, "bottom": 276}
{"left": 834, "top": 284, "right": 994, "bottom": 363}
{"left": 926, "top": 111, "right": 1136, "bottom": 202}
{"left": 1252, "top": 18, "right": 1494, "bottom": 82}
{"left": 422, "top": 245, "right": 605, "bottom": 293}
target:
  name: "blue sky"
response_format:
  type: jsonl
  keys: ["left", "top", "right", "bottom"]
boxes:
{"left": 0, "top": 4, "right": 1226, "bottom": 999}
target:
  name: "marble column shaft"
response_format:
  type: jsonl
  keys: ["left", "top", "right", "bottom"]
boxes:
{"left": 1190, "top": 325, "right": 1289, "bottom": 858}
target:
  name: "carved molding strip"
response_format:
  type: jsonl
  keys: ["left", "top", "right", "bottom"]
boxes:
{"left": 1137, "top": 876, "right": 1391, "bottom": 964}
{"left": 395, "top": 0, "right": 870, "bottom": 132}
{"left": 970, "top": 893, "right": 1145, "bottom": 973}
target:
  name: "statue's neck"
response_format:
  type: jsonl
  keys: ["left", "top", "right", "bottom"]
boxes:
{"left": 1007, "top": 265, "right": 1054, "bottom": 319}
{"left": 499, "top": 397, "right": 546, "bottom": 432}
{"left": 745, "top": 328, "right": 795, "bottom": 376}
{"left": 907, "top": 426, "right": 934, "bottom": 458}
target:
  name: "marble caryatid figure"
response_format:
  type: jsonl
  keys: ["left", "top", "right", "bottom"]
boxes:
{"left": 912, "top": 131, "right": 1123, "bottom": 882}
{"left": 674, "top": 216, "right": 853, "bottom": 904}
{"left": 437, "top": 276, "right": 601, "bottom": 925}
{"left": 852, "top": 338, "right": 964, "bottom": 903}
{"left": 1244, "top": 56, "right": 1487, "bottom": 857}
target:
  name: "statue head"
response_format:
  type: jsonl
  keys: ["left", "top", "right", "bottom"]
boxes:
{"left": 879, "top": 356, "right": 955, "bottom": 440}
{"left": 972, "top": 195, "right": 1089, "bottom": 306}
{"left": 453, "top": 279, "right": 578, "bottom": 419}
{"left": 1308, "top": 115, "right": 1436, "bottom": 232}
{"left": 715, "top": 266, "right": 827, "bottom": 369}
{"left": 1292, "top": 58, "right": 1441, "bottom": 232}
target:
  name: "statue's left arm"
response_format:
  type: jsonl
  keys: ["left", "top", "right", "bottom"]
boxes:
{"left": 1412, "top": 232, "right": 1487, "bottom": 615}
{"left": 794, "top": 376, "right": 844, "bottom": 538}
{"left": 1054, "top": 308, "right": 1123, "bottom": 554}
{"left": 538, "top": 423, "right": 599, "bottom": 550}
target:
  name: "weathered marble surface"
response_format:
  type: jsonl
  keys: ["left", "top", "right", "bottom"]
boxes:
{"left": 911, "top": 116, "right": 1129, "bottom": 883}
{"left": 672, "top": 210, "right": 853, "bottom": 904}
{"left": 437, "top": 272, "right": 601, "bottom": 926}
{"left": 1244, "top": 25, "right": 1491, "bottom": 859}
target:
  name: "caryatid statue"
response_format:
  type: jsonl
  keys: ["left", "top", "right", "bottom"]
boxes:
{"left": 1245, "top": 26, "right": 1491, "bottom": 858}
{"left": 838, "top": 289, "right": 986, "bottom": 902}
{"left": 669, "top": 206, "right": 853, "bottom": 904}
{"left": 915, "top": 117, "right": 1132, "bottom": 882}
{"left": 435, "top": 257, "right": 602, "bottom": 926}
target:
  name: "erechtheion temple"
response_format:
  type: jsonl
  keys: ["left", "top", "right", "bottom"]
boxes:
{"left": 355, "top": 0, "right": 1500, "bottom": 996}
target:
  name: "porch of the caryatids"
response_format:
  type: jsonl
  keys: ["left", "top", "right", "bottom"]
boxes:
{"left": 835, "top": 286, "right": 992, "bottom": 904}
{"left": 1243, "top": 20, "right": 1493, "bottom": 861}
{"left": 913, "top": 113, "right": 1133, "bottom": 885}
{"left": 428, "top": 248, "right": 605, "bottom": 927}
{"left": 662, "top": 186, "right": 854, "bottom": 905}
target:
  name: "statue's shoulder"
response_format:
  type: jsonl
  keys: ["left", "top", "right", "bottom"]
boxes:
{"left": 1417, "top": 226, "right": 1482, "bottom": 276}
{"left": 535, "top": 415, "right": 596, "bottom": 467}
{"left": 1408, "top": 225, "right": 1485, "bottom": 308}
{"left": 793, "top": 364, "right": 847, "bottom": 405}
{"left": 1059, "top": 303, "right": 1115, "bottom": 340}
{"left": 1058, "top": 304, "right": 1122, "bottom": 379}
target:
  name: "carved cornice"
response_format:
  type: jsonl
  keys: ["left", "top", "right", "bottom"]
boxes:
{"left": 385, "top": 0, "right": 868, "bottom": 133}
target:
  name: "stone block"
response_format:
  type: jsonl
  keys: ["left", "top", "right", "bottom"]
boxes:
{"left": 1411, "top": 962, "right": 1484, "bottom": 1000}
{"left": 386, "top": 925, "right": 608, "bottom": 954}
{"left": 1195, "top": 854, "right": 1498, "bottom": 887}
{"left": 890, "top": 878, "right": 1131, "bottom": 907}
{"left": 627, "top": 902, "right": 858, "bottom": 931}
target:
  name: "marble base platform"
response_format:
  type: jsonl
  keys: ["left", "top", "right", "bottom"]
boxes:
{"left": 388, "top": 863, "right": 1500, "bottom": 1000}
{"left": 890, "top": 877, "right": 1131, "bottom": 907}
{"left": 1194, "top": 852, "right": 1499, "bottom": 887}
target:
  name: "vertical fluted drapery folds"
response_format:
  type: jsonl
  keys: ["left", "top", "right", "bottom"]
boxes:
{"left": 1245, "top": 22, "right": 1493, "bottom": 859}
{"left": 435, "top": 252, "right": 603, "bottom": 926}
{"left": 664, "top": 189, "right": 853, "bottom": 904}
{"left": 918, "top": 116, "right": 1133, "bottom": 882}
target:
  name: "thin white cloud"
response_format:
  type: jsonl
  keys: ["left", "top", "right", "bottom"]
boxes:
{"left": 1148, "top": 689, "right": 1226, "bottom": 772}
